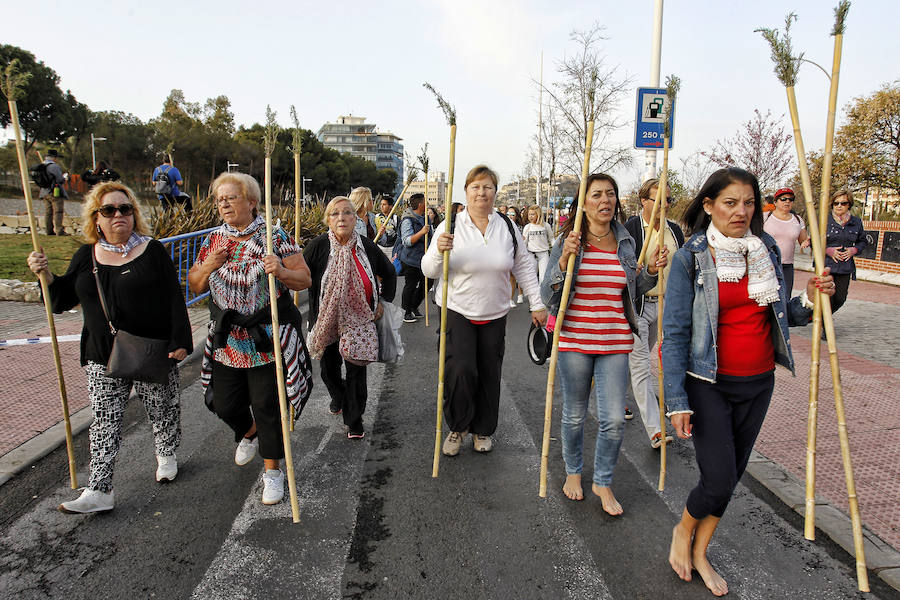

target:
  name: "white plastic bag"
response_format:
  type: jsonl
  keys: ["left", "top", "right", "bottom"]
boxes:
{"left": 376, "top": 301, "right": 404, "bottom": 363}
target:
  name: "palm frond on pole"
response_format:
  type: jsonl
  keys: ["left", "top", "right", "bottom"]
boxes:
{"left": 539, "top": 121, "right": 594, "bottom": 497}
{"left": 263, "top": 106, "right": 301, "bottom": 523}
{"left": 758, "top": 8, "right": 867, "bottom": 590}
{"left": 1, "top": 60, "right": 77, "bottom": 489}
{"left": 423, "top": 82, "right": 456, "bottom": 478}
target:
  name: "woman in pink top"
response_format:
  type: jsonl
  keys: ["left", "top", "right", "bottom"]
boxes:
{"left": 763, "top": 188, "right": 809, "bottom": 292}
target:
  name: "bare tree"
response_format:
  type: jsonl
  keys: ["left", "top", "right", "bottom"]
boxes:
{"left": 541, "top": 23, "right": 633, "bottom": 176}
{"left": 702, "top": 108, "right": 793, "bottom": 193}
{"left": 678, "top": 150, "right": 717, "bottom": 198}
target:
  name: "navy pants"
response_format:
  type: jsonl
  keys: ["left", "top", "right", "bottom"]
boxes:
{"left": 685, "top": 372, "right": 774, "bottom": 519}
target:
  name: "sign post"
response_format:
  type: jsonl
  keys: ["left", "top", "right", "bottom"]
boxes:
{"left": 634, "top": 87, "right": 675, "bottom": 150}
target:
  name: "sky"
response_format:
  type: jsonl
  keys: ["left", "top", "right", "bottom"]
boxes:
{"left": 4, "top": 0, "right": 897, "bottom": 200}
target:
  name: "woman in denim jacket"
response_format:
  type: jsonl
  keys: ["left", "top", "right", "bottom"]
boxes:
{"left": 540, "top": 173, "right": 666, "bottom": 514}
{"left": 825, "top": 189, "right": 867, "bottom": 315}
{"left": 662, "top": 168, "right": 835, "bottom": 596}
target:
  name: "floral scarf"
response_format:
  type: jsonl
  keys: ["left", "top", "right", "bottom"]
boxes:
{"left": 308, "top": 230, "right": 378, "bottom": 365}
{"left": 97, "top": 232, "right": 151, "bottom": 257}
{"left": 706, "top": 222, "right": 780, "bottom": 306}
{"left": 221, "top": 214, "right": 265, "bottom": 237}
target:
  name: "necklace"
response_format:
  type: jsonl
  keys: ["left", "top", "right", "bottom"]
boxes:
{"left": 587, "top": 229, "right": 612, "bottom": 241}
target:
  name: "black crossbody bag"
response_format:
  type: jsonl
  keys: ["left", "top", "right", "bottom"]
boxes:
{"left": 92, "top": 250, "right": 172, "bottom": 384}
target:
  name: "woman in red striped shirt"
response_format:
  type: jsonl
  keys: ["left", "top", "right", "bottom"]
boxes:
{"left": 541, "top": 173, "right": 666, "bottom": 513}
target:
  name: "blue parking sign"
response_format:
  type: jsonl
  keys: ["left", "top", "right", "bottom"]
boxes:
{"left": 634, "top": 87, "right": 675, "bottom": 149}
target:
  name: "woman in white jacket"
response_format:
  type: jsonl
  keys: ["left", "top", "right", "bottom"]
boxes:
{"left": 522, "top": 204, "right": 554, "bottom": 282}
{"left": 422, "top": 165, "right": 548, "bottom": 456}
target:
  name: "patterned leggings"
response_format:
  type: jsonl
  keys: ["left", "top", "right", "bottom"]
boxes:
{"left": 85, "top": 361, "right": 181, "bottom": 493}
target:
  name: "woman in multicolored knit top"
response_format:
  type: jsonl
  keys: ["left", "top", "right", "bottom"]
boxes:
{"left": 188, "top": 172, "right": 314, "bottom": 507}
{"left": 541, "top": 173, "right": 665, "bottom": 513}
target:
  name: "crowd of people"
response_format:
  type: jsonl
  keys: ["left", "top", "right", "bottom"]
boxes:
{"left": 27, "top": 164, "right": 844, "bottom": 598}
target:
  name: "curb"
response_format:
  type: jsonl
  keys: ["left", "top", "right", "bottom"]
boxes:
{"left": 747, "top": 450, "right": 900, "bottom": 592}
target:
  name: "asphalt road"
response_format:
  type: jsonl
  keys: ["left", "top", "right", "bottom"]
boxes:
{"left": 0, "top": 296, "right": 896, "bottom": 600}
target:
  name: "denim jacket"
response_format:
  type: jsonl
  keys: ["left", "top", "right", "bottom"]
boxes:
{"left": 540, "top": 221, "right": 657, "bottom": 332}
{"left": 661, "top": 232, "right": 813, "bottom": 414}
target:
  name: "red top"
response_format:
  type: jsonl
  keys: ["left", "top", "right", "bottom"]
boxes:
{"left": 352, "top": 247, "right": 374, "bottom": 305}
{"left": 717, "top": 276, "right": 774, "bottom": 376}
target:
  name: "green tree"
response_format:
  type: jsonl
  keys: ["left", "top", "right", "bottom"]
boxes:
{"left": 834, "top": 82, "right": 900, "bottom": 195}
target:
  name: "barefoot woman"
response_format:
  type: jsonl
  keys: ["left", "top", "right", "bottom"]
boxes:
{"left": 540, "top": 173, "right": 664, "bottom": 512}
{"left": 662, "top": 168, "right": 835, "bottom": 595}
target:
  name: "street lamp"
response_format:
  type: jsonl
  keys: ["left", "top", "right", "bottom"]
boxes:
{"left": 227, "top": 161, "right": 239, "bottom": 172}
{"left": 302, "top": 177, "right": 312, "bottom": 202}
{"left": 90, "top": 134, "right": 107, "bottom": 170}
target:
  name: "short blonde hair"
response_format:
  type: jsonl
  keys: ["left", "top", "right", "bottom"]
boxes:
{"left": 464, "top": 165, "right": 499, "bottom": 190}
{"left": 526, "top": 204, "right": 544, "bottom": 225}
{"left": 210, "top": 172, "right": 261, "bottom": 216}
{"left": 81, "top": 181, "right": 150, "bottom": 244}
{"left": 322, "top": 196, "right": 353, "bottom": 226}
{"left": 832, "top": 189, "right": 853, "bottom": 205}
{"left": 349, "top": 187, "right": 373, "bottom": 214}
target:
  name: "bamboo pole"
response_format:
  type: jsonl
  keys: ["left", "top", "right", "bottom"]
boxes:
{"left": 539, "top": 120, "right": 594, "bottom": 497}
{"left": 263, "top": 107, "right": 300, "bottom": 523}
{"left": 289, "top": 108, "right": 302, "bottom": 430}
{"left": 806, "top": 2, "right": 848, "bottom": 541}
{"left": 423, "top": 83, "right": 456, "bottom": 478}
{"left": 423, "top": 171, "right": 429, "bottom": 326}
{"left": 3, "top": 62, "right": 77, "bottom": 489}
{"left": 655, "top": 137, "right": 670, "bottom": 492}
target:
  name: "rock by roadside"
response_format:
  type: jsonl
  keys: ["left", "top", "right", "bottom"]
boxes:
{"left": 0, "top": 279, "right": 40, "bottom": 302}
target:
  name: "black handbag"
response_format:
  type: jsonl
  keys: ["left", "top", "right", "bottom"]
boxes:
{"left": 92, "top": 250, "right": 172, "bottom": 384}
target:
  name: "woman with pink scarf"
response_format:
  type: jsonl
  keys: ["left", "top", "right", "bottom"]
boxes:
{"left": 304, "top": 196, "right": 397, "bottom": 439}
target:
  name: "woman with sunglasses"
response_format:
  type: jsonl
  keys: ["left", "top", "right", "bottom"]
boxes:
{"left": 189, "top": 172, "right": 314, "bottom": 506}
{"left": 825, "top": 189, "right": 867, "bottom": 315}
{"left": 763, "top": 188, "right": 810, "bottom": 293}
{"left": 27, "top": 182, "right": 192, "bottom": 514}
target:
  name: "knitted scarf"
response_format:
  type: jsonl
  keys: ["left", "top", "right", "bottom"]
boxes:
{"left": 706, "top": 223, "right": 780, "bottom": 306}
{"left": 308, "top": 230, "right": 378, "bottom": 365}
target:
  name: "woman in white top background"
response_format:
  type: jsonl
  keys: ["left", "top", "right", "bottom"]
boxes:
{"left": 522, "top": 204, "right": 554, "bottom": 282}
{"left": 422, "top": 165, "right": 547, "bottom": 457}
{"left": 763, "top": 188, "right": 809, "bottom": 293}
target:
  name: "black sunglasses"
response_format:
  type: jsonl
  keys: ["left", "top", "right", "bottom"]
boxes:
{"left": 833, "top": 201, "right": 851, "bottom": 207}
{"left": 96, "top": 204, "right": 135, "bottom": 218}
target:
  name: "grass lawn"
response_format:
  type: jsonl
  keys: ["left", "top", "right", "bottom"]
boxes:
{"left": 0, "top": 234, "right": 85, "bottom": 281}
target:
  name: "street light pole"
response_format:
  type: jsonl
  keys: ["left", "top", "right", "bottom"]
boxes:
{"left": 90, "top": 133, "right": 107, "bottom": 171}
{"left": 645, "top": 0, "right": 664, "bottom": 182}
{"left": 302, "top": 177, "right": 312, "bottom": 204}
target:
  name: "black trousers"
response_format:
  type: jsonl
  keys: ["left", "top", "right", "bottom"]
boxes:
{"left": 831, "top": 273, "right": 852, "bottom": 314}
{"left": 320, "top": 342, "right": 367, "bottom": 433}
{"left": 211, "top": 361, "right": 284, "bottom": 459}
{"left": 400, "top": 263, "right": 426, "bottom": 312}
{"left": 685, "top": 372, "right": 774, "bottom": 519}
{"left": 443, "top": 309, "right": 506, "bottom": 436}
{"left": 781, "top": 264, "right": 795, "bottom": 295}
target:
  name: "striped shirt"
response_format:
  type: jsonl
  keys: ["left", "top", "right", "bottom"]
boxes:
{"left": 559, "top": 244, "right": 633, "bottom": 354}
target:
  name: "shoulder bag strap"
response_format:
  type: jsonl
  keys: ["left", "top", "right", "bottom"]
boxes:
{"left": 91, "top": 248, "right": 117, "bottom": 335}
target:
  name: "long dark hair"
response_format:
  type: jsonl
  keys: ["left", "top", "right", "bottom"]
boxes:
{"left": 682, "top": 167, "right": 763, "bottom": 236}
{"left": 559, "top": 173, "right": 623, "bottom": 242}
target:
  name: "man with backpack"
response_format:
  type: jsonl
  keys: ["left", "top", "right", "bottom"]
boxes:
{"left": 34, "top": 149, "right": 68, "bottom": 236}
{"left": 151, "top": 156, "right": 184, "bottom": 211}
{"left": 397, "top": 193, "right": 431, "bottom": 323}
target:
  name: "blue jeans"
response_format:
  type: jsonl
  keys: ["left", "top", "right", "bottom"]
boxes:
{"left": 557, "top": 351, "right": 629, "bottom": 486}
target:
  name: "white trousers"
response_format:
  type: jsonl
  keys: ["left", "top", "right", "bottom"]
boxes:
{"left": 627, "top": 300, "right": 662, "bottom": 439}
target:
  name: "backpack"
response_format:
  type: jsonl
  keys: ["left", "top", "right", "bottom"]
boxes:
{"left": 765, "top": 210, "right": 802, "bottom": 226}
{"left": 154, "top": 165, "right": 173, "bottom": 195}
{"left": 448, "top": 209, "right": 518, "bottom": 255}
{"left": 30, "top": 163, "right": 54, "bottom": 189}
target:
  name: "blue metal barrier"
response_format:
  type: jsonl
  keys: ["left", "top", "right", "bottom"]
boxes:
{"left": 159, "top": 227, "right": 217, "bottom": 306}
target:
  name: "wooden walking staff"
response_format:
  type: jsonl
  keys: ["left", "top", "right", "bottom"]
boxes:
{"left": 262, "top": 106, "right": 301, "bottom": 523}
{"left": 423, "top": 83, "right": 456, "bottom": 478}
{"left": 806, "top": 0, "right": 850, "bottom": 542}
{"left": 289, "top": 107, "right": 303, "bottom": 429}
{"left": 539, "top": 120, "right": 594, "bottom": 497}
{"left": 418, "top": 144, "right": 431, "bottom": 326}
{"left": 2, "top": 61, "right": 78, "bottom": 489}
{"left": 759, "top": 11, "right": 868, "bottom": 591}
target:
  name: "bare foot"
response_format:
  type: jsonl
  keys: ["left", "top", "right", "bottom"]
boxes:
{"left": 563, "top": 474, "right": 584, "bottom": 501}
{"left": 669, "top": 524, "right": 693, "bottom": 582}
{"left": 591, "top": 484, "right": 623, "bottom": 515}
{"left": 692, "top": 551, "right": 728, "bottom": 596}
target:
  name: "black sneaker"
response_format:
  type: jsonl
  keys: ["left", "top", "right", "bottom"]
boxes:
{"left": 403, "top": 311, "right": 417, "bottom": 323}
{"left": 624, "top": 407, "right": 634, "bottom": 420}
{"left": 412, "top": 308, "right": 423, "bottom": 319}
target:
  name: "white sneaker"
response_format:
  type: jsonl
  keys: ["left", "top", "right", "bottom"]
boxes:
{"left": 235, "top": 436, "right": 259, "bottom": 466}
{"left": 509, "top": 300, "right": 517, "bottom": 308}
{"left": 262, "top": 469, "right": 285, "bottom": 505}
{"left": 59, "top": 488, "right": 115, "bottom": 514}
{"left": 156, "top": 454, "right": 177, "bottom": 482}
{"left": 516, "top": 293, "right": 524, "bottom": 304}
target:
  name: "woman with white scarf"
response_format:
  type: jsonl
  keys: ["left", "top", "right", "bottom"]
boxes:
{"left": 304, "top": 196, "right": 397, "bottom": 439}
{"left": 662, "top": 168, "right": 836, "bottom": 596}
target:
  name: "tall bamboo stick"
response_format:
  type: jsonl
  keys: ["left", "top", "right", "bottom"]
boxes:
{"left": 263, "top": 107, "right": 301, "bottom": 523}
{"left": 759, "top": 11, "right": 867, "bottom": 590}
{"left": 2, "top": 61, "right": 77, "bottom": 489}
{"left": 419, "top": 145, "right": 431, "bottom": 327}
{"left": 423, "top": 83, "right": 456, "bottom": 478}
{"left": 289, "top": 108, "right": 302, "bottom": 429}
{"left": 539, "top": 121, "right": 594, "bottom": 497}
